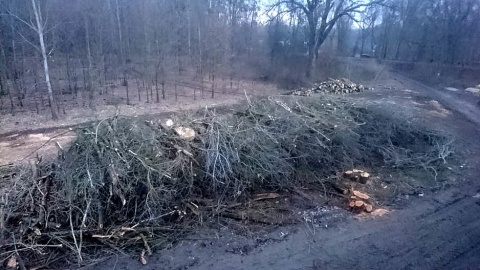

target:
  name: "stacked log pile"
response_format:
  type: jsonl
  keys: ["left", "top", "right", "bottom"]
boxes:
{"left": 336, "top": 168, "right": 375, "bottom": 213}
{"left": 287, "top": 78, "right": 370, "bottom": 96}
{"left": 349, "top": 190, "right": 374, "bottom": 213}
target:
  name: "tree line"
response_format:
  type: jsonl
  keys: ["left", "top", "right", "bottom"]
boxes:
{"left": 0, "top": 0, "right": 478, "bottom": 120}
{"left": 359, "top": 0, "right": 480, "bottom": 64}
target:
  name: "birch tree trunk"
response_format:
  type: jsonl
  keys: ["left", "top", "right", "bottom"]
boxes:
{"left": 115, "top": 0, "right": 124, "bottom": 64}
{"left": 85, "top": 14, "right": 95, "bottom": 109}
{"left": 31, "top": 0, "right": 58, "bottom": 120}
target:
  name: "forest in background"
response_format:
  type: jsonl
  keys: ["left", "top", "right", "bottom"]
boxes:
{"left": 0, "top": 0, "right": 479, "bottom": 120}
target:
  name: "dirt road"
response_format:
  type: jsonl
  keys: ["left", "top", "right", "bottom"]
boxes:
{"left": 81, "top": 74, "right": 480, "bottom": 270}
{"left": 113, "top": 186, "right": 479, "bottom": 270}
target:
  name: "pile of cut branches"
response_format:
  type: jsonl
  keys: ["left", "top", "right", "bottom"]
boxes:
{"left": 0, "top": 95, "right": 453, "bottom": 267}
{"left": 287, "top": 78, "right": 371, "bottom": 96}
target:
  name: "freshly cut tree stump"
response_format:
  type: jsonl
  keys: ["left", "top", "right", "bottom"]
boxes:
{"left": 343, "top": 170, "right": 354, "bottom": 178}
{"left": 359, "top": 172, "right": 370, "bottom": 184}
{"left": 343, "top": 169, "right": 371, "bottom": 184}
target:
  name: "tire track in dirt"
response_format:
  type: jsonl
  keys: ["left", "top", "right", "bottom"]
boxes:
{"left": 166, "top": 193, "right": 479, "bottom": 270}
{"left": 301, "top": 194, "right": 480, "bottom": 270}
{"left": 381, "top": 197, "right": 480, "bottom": 269}
{"left": 444, "top": 241, "right": 480, "bottom": 269}
{"left": 393, "top": 73, "right": 480, "bottom": 129}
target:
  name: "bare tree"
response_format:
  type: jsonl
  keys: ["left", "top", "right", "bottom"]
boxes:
{"left": 31, "top": 0, "right": 57, "bottom": 119}
{"left": 272, "top": 0, "right": 383, "bottom": 78}
{"left": 83, "top": 8, "right": 95, "bottom": 108}
{"left": 374, "top": 0, "right": 480, "bottom": 65}
{"left": 5, "top": 0, "right": 58, "bottom": 119}
{"left": 356, "top": 6, "right": 378, "bottom": 56}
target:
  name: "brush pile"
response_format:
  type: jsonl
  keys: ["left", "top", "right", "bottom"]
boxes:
{"left": 287, "top": 78, "right": 370, "bottom": 96}
{"left": 0, "top": 95, "right": 453, "bottom": 267}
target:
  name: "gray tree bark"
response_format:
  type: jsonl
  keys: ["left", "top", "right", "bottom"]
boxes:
{"left": 31, "top": 0, "right": 58, "bottom": 120}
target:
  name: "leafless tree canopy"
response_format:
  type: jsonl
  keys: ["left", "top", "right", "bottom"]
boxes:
{"left": 0, "top": 0, "right": 479, "bottom": 119}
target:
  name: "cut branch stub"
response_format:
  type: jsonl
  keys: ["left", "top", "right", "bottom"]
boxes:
{"left": 174, "top": 127, "right": 196, "bottom": 140}
{"left": 331, "top": 182, "right": 349, "bottom": 195}
{"left": 252, "top": 193, "right": 280, "bottom": 201}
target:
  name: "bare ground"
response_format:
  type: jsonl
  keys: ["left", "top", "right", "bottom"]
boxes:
{"left": 0, "top": 79, "right": 279, "bottom": 136}
{"left": 2, "top": 70, "right": 480, "bottom": 269}
{"left": 0, "top": 79, "right": 279, "bottom": 165}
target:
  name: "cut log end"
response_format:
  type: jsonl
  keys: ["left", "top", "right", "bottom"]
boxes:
{"left": 354, "top": 201, "right": 364, "bottom": 207}
{"left": 353, "top": 190, "right": 370, "bottom": 200}
{"left": 365, "top": 204, "right": 373, "bottom": 213}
